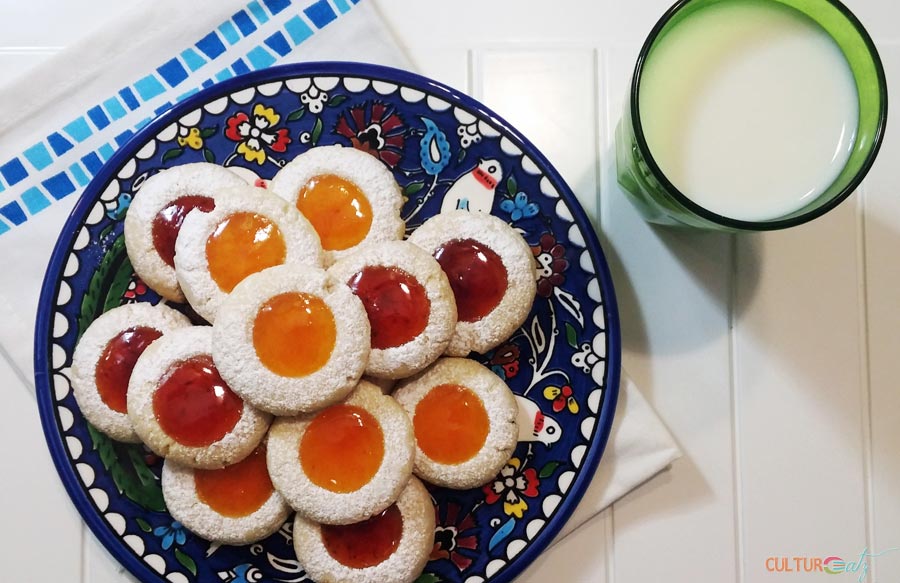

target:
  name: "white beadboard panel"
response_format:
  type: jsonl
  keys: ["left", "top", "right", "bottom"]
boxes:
{"left": 734, "top": 204, "right": 870, "bottom": 581}
{"left": 0, "top": 355, "right": 83, "bottom": 580}
{"left": 861, "top": 45, "right": 900, "bottom": 580}
{"left": 474, "top": 48, "right": 600, "bottom": 227}
{"left": 520, "top": 510, "right": 612, "bottom": 583}
{"left": 84, "top": 526, "right": 139, "bottom": 583}
{"left": 602, "top": 46, "right": 739, "bottom": 583}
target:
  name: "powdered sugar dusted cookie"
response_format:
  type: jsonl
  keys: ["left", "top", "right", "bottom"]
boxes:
{"left": 393, "top": 357, "right": 518, "bottom": 489}
{"left": 292, "top": 476, "right": 434, "bottom": 583}
{"left": 212, "top": 264, "right": 370, "bottom": 416}
{"left": 127, "top": 326, "right": 271, "bottom": 469}
{"left": 124, "top": 163, "right": 246, "bottom": 302}
{"left": 267, "top": 381, "right": 414, "bottom": 525}
{"left": 328, "top": 241, "right": 457, "bottom": 380}
{"left": 71, "top": 303, "right": 191, "bottom": 443}
{"left": 408, "top": 210, "right": 536, "bottom": 356}
{"left": 269, "top": 145, "right": 404, "bottom": 265}
{"left": 174, "top": 185, "right": 322, "bottom": 323}
{"left": 162, "top": 442, "right": 291, "bottom": 545}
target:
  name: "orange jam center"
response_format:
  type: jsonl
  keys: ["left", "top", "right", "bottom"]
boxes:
{"left": 433, "top": 238, "right": 508, "bottom": 323}
{"left": 252, "top": 292, "right": 336, "bottom": 377}
{"left": 95, "top": 326, "right": 162, "bottom": 413}
{"left": 347, "top": 265, "right": 430, "bottom": 350}
{"left": 205, "top": 212, "right": 286, "bottom": 292}
{"left": 152, "top": 195, "right": 216, "bottom": 267}
{"left": 296, "top": 174, "right": 372, "bottom": 251}
{"left": 194, "top": 444, "right": 273, "bottom": 518}
{"left": 414, "top": 384, "right": 489, "bottom": 464}
{"left": 299, "top": 404, "right": 384, "bottom": 493}
{"left": 321, "top": 504, "right": 403, "bottom": 568}
{"left": 152, "top": 355, "right": 243, "bottom": 447}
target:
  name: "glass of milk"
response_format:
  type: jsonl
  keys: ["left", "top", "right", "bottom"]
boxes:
{"left": 616, "top": 0, "right": 887, "bottom": 231}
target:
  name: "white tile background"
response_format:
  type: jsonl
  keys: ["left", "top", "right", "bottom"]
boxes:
{"left": 1, "top": 1, "right": 898, "bottom": 582}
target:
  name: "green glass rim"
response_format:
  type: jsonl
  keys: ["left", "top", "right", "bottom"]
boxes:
{"left": 630, "top": 0, "right": 888, "bottom": 231}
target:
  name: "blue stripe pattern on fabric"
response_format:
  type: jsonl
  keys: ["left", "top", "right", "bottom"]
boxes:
{"left": 63, "top": 118, "right": 92, "bottom": 142}
{"left": 196, "top": 31, "right": 227, "bottom": 59}
{"left": 99, "top": 144, "right": 115, "bottom": 161}
{"left": 134, "top": 75, "right": 166, "bottom": 100}
{"left": 115, "top": 130, "right": 134, "bottom": 147}
{"left": 248, "top": 1, "right": 270, "bottom": 23}
{"left": 24, "top": 143, "right": 53, "bottom": 171}
{"left": 181, "top": 48, "right": 207, "bottom": 72}
{"left": 42, "top": 173, "right": 76, "bottom": 200}
{"left": 333, "top": 0, "right": 351, "bottom": 13}
{"left": 284, "top": 15, "right": 314, "bottom": 44}
{"left": 87, "top": 105, "right": 111, "bottom": 130}
{"left": 233, "top": 10, "right": 258, "bottom": 36}
{"left": 103, "top": 97, "right": 128, "bottom": 120}
{"left": 304, "top": 0, "right": 337, "bottom": 28}
{"left": 218, "top": 21, "right": 241, "bottom": 45}
{"left": 262, "top": 0, "right": 291, "bottom": 15}
{"left": 0, "top": 159, "right": 28, "bottom": 186}
{"left": 157, "top": 58, "right": 190, "bottom": 87}
{"left": 21, "top": 187, "right": 50, "bottom": 214}
{"left": 47, "top": 133, "right": 74, "bottom": 156}
{"left": 118, "top": 87, "right": 141, "bottom": 110}
{"left": 81, "top": 153, "right": 103, "bottom": 176}
{"left": 69, "top": 163, "right": 90, "bottom": 187}
{"left": 231, "top": 58, "right": 251, "bottom": 75}
{"left": 264, "top": 31, "right": 292, "bottom": 56}
{"left": 247, "top": 46, "right": 277, "bottom": 70}
{"left": 0, "top": 202, "right": 27, "bottom": 225}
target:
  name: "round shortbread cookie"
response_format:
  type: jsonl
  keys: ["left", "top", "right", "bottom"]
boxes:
{"left": 407, "top": 210, "right": 536, "bottom": 356}
{"left": 124, "top": 163, "right": 246, "bottom": 302}
{"left": 162, "top": 443, "right": 291, "bottom": 545}
{"left": 212, "top": 264, "right": 370, "bottom": 416}
{"left": 174, "top": 185, "right": 323, "bottom": 323}
{"left": 266, "top": 381, "right": 414, "bottom": 525}
{"left": 292, "top": 476, "right": 435, "bottom": 583}
{"left": 71, "top": 303, "right": 191, "bottom": 443}
{"left": 364, "top": 376, "right": 396, "bottom": 395}
{"left": 393, "top": 357, "right": 518, "bottom": 489}
{"left": 128, "top": 326, "right": 272, "bottom": 469}
{"left": 328, "top": 241, "right": 457, "bottom": 379}
{"left": 269, "top": 145, "right": 404, "bottom": 265}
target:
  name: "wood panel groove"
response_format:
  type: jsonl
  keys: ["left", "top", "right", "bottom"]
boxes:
{"left": 729, "top": 234, "right": 747, "bottom": 583}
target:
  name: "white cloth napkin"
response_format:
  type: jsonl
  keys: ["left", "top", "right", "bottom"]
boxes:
{"left": 0, "top": 0, "right": 680, "bottom": 543}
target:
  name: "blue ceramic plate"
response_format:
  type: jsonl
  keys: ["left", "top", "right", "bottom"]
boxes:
{"left": 35, "top": 63, "right": 620, "bottom": 583}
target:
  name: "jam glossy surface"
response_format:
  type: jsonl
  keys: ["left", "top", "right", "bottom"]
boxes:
{"left": 414, "top": 384, "right": 489, "bottom": 464}
{"left": 433, "top": 238, "right": 508, "bottom": 323}
{"left": 299, "top": 404, "right": 384, "bottom": 493}
{"left": 95, "top": 326, "right": 163, "bottom": 413}
{"left": 321, "top": 504, "right": 403, "bottom": 568}
{"left": 296, "top": 174, "right": 372, "bottom": 251}
{"left": 347, "top": 266, "right": 430, "bottom": 350}
{"left": 152, "top": 355, "right": 243, "bottom": 447}
{"left": 194, "top": 444, "right": 273, "bottom": 517}
{"left": 253, "top": 293, "right": 336, "bottom": 377}
{"left": 152, "top": 195, "right": 215, "bottom": 267}
{"left": 205, "top": 212, "right": 286, "bottom": 292}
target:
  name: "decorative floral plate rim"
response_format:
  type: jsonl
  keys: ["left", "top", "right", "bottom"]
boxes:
{"left": 34, "top": 62, "right": 621, "bottom": 583}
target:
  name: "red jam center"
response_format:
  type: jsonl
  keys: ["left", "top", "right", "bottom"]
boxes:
{"left": 347, "top": 265, "right": 430, "bottom": 350}
{"left": 433, "top": 238, "right": 508, "bottom": 323}
{"left": 95, "top": 326, "right": 163, "bottom": 413}
{"left": 321, "top": 504, "right": 403, "bottom": 568}
{"left": 152, "top": 355, "right": 243, "bottom": 447}
{"left": 194, "top": 444, "right": 273, "bottom": 518}
{"left": 151, "top": 195, "right": 216, "bottom": 267}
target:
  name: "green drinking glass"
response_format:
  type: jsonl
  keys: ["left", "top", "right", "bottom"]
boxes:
{"left": 615, "top": 0, "right": 887, "bottom": 231}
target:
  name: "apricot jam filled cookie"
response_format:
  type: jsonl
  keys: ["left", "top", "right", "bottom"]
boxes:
{"left": 124, "top": 163, "right": 246, "bottom": 302}
{"left": 328, "top": 241, "right": 457, "bottom": 379}
{"left": 162, "top": 442, "right": 291, "bottom": 545}
{"left": 393, "top": 357, "right": 518, "bottom": 489}
{"left": 408, "top": 210, "right": 536, "bottom": 356}
{"left": 266, "top": 381, "right": 414, "bottom": 525}
{"left": 174, "top": 185, "right": 322, "bottom": 322}
{"left": 127, "top": 327, "right": 272, "bottom": 469}
{"left": 212, "top": 264, "right": 370, "bottom": 415}
{"left": 292, "top": 476, "right": 434, "bottom": 583}
{"left": 71, "top": 303, "right": 191, "bottom": 443}
{"left": 269, "top": 145, "right": 404, "bottom": 265}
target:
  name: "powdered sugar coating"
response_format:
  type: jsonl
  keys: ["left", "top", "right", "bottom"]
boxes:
{"left": 393, "top": 358, "right": 518, "bottom": 489}
{"left": 161, "top": 453, "right": 292, "bottom": 545}
{"left": 266, "top": 381, "right": 415, "bottom": 525}
{"left": 174, "top": 185, "right": 323, "bottom": 323}
{"left": 71, "top": 303, "right": 191, "bottom": 443}
{"left": 124, "top": 163, "right": 246, "bottom": 302}
{"left": 328, "top": 241, "right": 457, "bottom": 379}
{"left": 212, "top": 264, "right": 370, "bottom": 416}
{"left": 127, "top": 326, "right": 272, "bottom": 469}
{"left": 269, "top": 145, "right": 405, "bottom": 265}
{"left": 292, "top": 476, "right": 435, "bottom": 583}
{"left": 407, "top": 210, "right": 537, "bottom": 356}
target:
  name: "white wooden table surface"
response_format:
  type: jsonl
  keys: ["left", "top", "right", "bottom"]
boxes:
{"left": 2, "top": 1, "right": 899, "bottom": 582}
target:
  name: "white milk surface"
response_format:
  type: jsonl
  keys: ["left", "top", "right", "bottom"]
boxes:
{"left": 638, "top": 0, "right": 859, "bottom": 222}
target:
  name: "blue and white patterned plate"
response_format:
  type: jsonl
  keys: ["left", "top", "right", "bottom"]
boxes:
{"left": 34, "top": 63, "right": 620, "bottom": 583}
